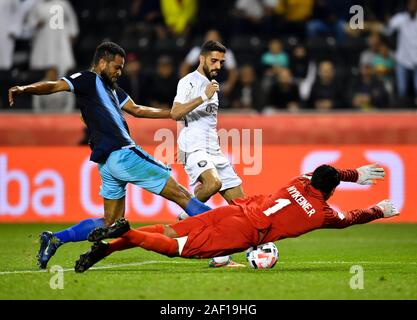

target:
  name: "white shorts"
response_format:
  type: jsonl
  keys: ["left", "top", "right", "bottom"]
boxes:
{"left": 182, "top": 149, "right": 242, "bottom": 191}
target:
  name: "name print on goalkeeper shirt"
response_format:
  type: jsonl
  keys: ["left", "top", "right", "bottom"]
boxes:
{"left": 287, "top": 185, "right": 316, "bottom": 217}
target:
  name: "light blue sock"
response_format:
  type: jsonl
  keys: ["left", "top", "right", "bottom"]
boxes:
{"left": 185, "top": 197, "right": 212, "bottom": 217}
{"left": 54, "top": 218, "right": 105, "bottom": 243}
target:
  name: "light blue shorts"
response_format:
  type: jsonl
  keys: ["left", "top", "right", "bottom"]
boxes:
{"left": 98, "top": 146, "right": 171, "bottom": 200}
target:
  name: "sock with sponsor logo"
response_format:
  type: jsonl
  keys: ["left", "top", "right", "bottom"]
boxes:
{"left": 54, "top": 218, "right": 105, "bottom": 243}
{"left": 184, "top": 197, "right": 211, "bottom": 216}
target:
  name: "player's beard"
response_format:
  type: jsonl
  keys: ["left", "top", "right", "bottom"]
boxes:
{"left": 101, "top": 70, "right": 118, "bottom": 89}
{"left": 203, "top": 63, "right": 219, "bottom": 80}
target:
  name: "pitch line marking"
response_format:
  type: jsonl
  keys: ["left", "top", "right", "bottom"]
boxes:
{"left": 0, "top": 260, "right": 194, "bottom": 275}
{"left": 1, "top": 260, "right": 416, "bottom": 275}
{"left": 279, "top": 261, "right": 417, "bottom": 265}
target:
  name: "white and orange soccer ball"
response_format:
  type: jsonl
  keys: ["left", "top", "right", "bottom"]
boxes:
{"left": 246, "top": 242, "right": 279, "bottom": 269}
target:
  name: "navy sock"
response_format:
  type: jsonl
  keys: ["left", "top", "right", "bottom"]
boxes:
{"left": 54, "top": 218, "right": 105, "bottom": 243}
{"left": 184, "top": 197, "right": 211, "bottom": 217}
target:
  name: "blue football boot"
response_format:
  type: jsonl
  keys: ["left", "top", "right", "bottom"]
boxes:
{"left": 37, "top": 231, "right": 62, "bottom": 269}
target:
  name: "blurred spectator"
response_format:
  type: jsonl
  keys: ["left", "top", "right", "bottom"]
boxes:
{"left": 179, "top": 29, "right": 238, "bottom": 97}
{"left": 290, "top": 44, "right": 317, "bottom": 101}
{"left": 32, "top": 67, "right": 75, "bottom": 113}
{"left": 265, "top": 68, "right": 300, "bottom": 113}
{"left": 131, "top": 0, "right": 162, "bottom": 24}
{"left": 357, "top": 32, "right": 393, "bottom": 91}
{"left": 160, "top": 0, "right": 197, "bottom": 38}
{"left": 275, "top": 0, "right": 314, "bottom": 38}
{"left": 290, "top": 45, "right": 309, "bottom": 81}
{"left": 261, "top": 39, "right": 289, "bottom": 70}
{"left": 363, "top": 0, "right": 403, "bottom": 23}
{"left": 26, "top": 0, "right": 79, "bottom": 77}
{"left": 359, "top": 31, "right": 382, "bottom": 67}
{"left": 275, "top": 0, "right": 314, "bottom": 22}
{"left": 0, "top": 0, "right": 22, "bottom": 69}
{"left": 372, "top": 40, "right": 395, "bottom": 97}
{"left": 306, "top": 0, "right": 349, "bottom": 43}
{"left": 347, "top": 63, "right": 390, "bottom": 111}
{"left": 193, "top": 0, "right": 233, "bottom": 38}
{"left": 231, "top": 0, "right": 278, "bottom": 35}
{"left": 118, "top": 53, "right": 149, "bottom": 105}
{"left": 148, "top": 55, "right": 178, "bottom": 109}
{"left": 260, "top": 39, "right": 289, "bottom": 97}
{"left": 230, "top": 65, "right": 263, "bottom": 111}
{"left": 15, "top": 0, "right": 40, "bottom": 40}
{"left": 385, "top": 0, "right": 417, "bottom": 103}
{"left": 307, "top": 60, "right": 344, "bottom": 111}
{"left": 130, "top": 0, "right": 166, "bottom": 39}
{"left": 373, "top": 42, "right": 395, "bottom": 75}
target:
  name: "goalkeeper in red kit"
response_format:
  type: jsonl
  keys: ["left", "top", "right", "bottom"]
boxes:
{"left": 75, "top": 163, "right": 399, "bottom": 272}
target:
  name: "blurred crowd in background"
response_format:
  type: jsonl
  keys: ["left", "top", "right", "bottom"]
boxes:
{"left": 1, "top": 0, "right": 417, "bottom": 114}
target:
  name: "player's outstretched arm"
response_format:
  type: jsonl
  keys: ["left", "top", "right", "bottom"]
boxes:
{"left": 323, "top": 200, "right": 399, "bottom": 229}
{"left": 8, "top": 80, "right": 70, "bottom": 107}
{"left": 122, "top": 98, "right": 171, "bottom": 119}
{"left": 336, "top": 163, "right": 385, "bottom": 184}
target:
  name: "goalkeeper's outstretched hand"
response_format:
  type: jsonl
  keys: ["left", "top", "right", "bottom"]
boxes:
{"left": 356, "top": 163, "right": 385, "bottom": 185}
{"left": 376, "top": 200, "right": 400, "bottom": 218}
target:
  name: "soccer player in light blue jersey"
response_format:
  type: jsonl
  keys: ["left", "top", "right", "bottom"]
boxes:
{"left": 9, "top": 42, "right": 212, "bottom": 269}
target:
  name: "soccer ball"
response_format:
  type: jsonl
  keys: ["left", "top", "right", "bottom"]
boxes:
{"left": 246, "top": 242, "right": 279, "bottom": 269}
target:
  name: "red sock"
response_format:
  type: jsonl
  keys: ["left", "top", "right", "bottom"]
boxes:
{"left": 107, "top": 224, "right": 165, "bottom": 254}
{"left": 107, "top": 237, "right": 136, "bottom": 255}
{"left": 122, "top": 229, "right": 178, "bottom": 257}
{"left": 136, "top": 224, "right": 165, "bottom": 234}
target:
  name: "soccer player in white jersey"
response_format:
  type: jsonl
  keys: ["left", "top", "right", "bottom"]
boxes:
{"left": 170, "top": 40, "right": 245, "bottom": 267}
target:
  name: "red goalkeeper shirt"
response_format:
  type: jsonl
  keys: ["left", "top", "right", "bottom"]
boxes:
{"left": 231, "top": 169, "right": 384, "bottom": 244}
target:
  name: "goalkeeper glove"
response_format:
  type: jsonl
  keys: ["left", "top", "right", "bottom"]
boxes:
{"left": 356, "top": 163, "right": 385, "bottom": 185}
{"left": 376, "top": 200, "right": 399, "bottom": 218}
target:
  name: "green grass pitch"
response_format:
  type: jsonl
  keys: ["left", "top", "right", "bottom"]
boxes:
{"left": 0, "top": 223, "right": 416, "bottom": 300}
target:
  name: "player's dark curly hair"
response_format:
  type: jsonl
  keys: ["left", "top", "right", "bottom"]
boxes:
{"left": 311, "top": 165, "right": 340, "bottom": 195}
{"left": 93, "top": 42, "right": 126, "bottom": 66}
{"left": 200, "top": 40, "right": 226, "bottom": 56}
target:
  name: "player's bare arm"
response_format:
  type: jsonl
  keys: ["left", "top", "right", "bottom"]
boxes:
{"left": 8, "top": 79, "right": 70, "bottom": 107}
{"left": 122, "top": 98, "right": 171, "bottom": 119}
{"left": 170, "top": 81, "right": 219, "bottom": 120}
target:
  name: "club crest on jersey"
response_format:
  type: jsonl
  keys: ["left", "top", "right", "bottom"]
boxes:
{"left": 198, "top": 160, "right": 207, "bottom": 168}
{"left": 205, "top": 103, "right": 217, "bottom": 114}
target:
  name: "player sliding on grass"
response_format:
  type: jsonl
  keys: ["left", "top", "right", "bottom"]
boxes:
{"left": 8, "top": 42, "right": 214, "bottom": 269}
{"left": 75, "top": 163, "right": 399, "bottom": 272}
